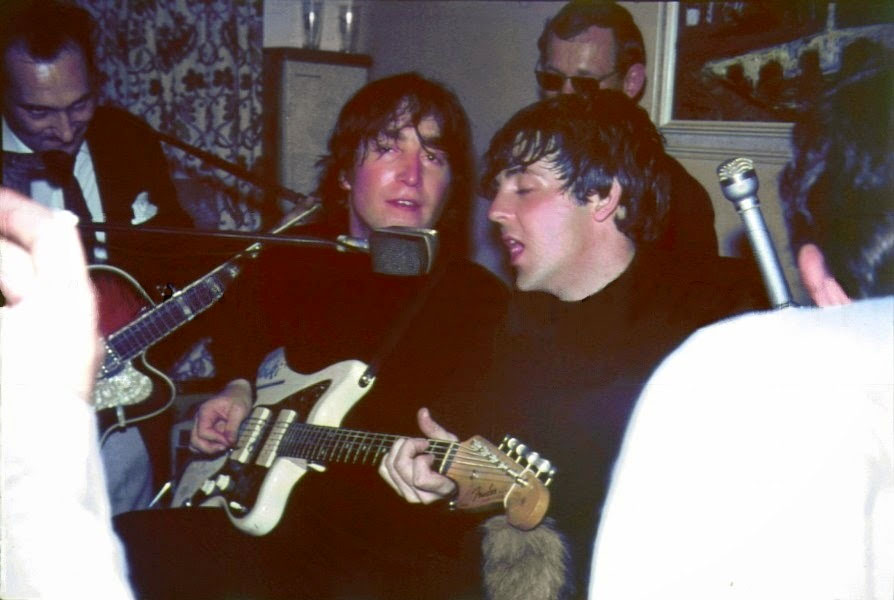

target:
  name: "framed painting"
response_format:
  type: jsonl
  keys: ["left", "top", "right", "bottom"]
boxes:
{"left": 650, "top": 2, "right": 894, "bottom": 163}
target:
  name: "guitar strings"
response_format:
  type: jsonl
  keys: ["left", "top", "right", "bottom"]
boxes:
{"left": 242, "top": 415, "right": 509, "bottom": 465}
{"left": 230, "top": 416, "right": 547, "bottom": 485}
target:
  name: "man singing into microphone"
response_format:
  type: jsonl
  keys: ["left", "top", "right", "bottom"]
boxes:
{"left": 114, "top": 72, "right": 508, "bottom": 600}
{"left": 1, "top": 0, "right": 194, "bottom": 516}
{"left": 380, "top": 90, "right": 768, "bottom": 599}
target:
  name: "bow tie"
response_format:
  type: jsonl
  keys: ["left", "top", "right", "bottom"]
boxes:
{"left": 3, "top": 149, "right": 77, "bottom": 188}
{"left": 2, "top": 150, "right": 92, "bottom": 224}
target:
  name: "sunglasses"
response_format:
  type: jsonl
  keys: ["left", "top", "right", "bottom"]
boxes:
{"left": 535, "top": 69, "right": 618, "bottom": 95}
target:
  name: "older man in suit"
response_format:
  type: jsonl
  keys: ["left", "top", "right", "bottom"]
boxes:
{"left": 1, "top": 0, "right": 196, "bottom": 515}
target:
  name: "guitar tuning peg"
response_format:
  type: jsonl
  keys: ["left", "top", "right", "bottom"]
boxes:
{"left": 514, "top": 443, "right": 527, "bottom": 459}
{"left": 525, "top": 451, "right": 540, "bottom": 466}
{"left": 539, "top": 460, "right": 556, "bottom": 487}
{"left": 500, "top": 436, "right": 518, "bottom": 452}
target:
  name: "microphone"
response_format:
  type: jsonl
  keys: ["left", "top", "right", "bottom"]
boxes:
{"left": 338, "top": 226, "right": 439, "bottom": 277}
{"left": 716, "top": 157, "right": 795, "bottom": 309}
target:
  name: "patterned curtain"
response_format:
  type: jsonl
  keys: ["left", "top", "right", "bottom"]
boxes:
{"left": 77, "top": 0, "right": 265, "bottom": 231}
{"left": 76, "top": 0, "right": 266, "bottom": 380}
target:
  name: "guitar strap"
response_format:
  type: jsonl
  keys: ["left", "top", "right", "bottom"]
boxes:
{"left": 358, "top": 259, "right": 450, "bottom": 388}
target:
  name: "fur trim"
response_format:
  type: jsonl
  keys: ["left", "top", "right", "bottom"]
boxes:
{"left": 481, "top": 515, "right": 570, "bottom": 600}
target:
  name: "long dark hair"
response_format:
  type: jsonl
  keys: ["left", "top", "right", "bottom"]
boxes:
{"left": 315, "top": 72, "right": 474, "bottom": 257}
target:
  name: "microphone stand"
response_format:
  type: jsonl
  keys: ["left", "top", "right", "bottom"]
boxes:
{"left": 79, "top": 223, "right": 344, "bottom": 250}
{"left": 119, "top": 110, "right": 308, "bottom": 205}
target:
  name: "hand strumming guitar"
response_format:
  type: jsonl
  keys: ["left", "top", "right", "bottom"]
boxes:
{"left": 378, "top": 407, "right": 459, "bottom": 504}
{"left": 190, "top": 378, "right": 253, "bottom": 454}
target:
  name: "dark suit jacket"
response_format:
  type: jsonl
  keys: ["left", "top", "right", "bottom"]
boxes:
{"left": 653, "top": 154, "right": 719, "bottom": 258}
{"left": 86, "top": 106, "right": 196, "bottom": 290}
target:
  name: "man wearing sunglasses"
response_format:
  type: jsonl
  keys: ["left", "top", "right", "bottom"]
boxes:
{"left": 536, "top": 0, "right": 719, "bottom": 259}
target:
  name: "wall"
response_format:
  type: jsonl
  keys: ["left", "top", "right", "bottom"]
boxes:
{"left": 264, "top": 1, "right": 805, "bottom": 302}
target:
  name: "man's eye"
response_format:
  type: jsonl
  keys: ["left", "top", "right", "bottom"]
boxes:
{"left": 26, "top": 109, "right": 49, "bottom": 119}
{"left": 70, "top": 99, "right": 91, "bottom": 113}
{"left": 516, "top": 187, "right": 532, "bottom": 196}
{"left": 425, "top": 151, "right": 446, "bottom": 165}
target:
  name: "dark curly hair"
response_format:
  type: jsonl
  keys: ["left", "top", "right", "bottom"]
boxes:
{"left": 315, "top": 72, "right": 474, "bottom": 256}
{"left": 780, "top": 44, "right": 894, "bottom": 299}
{"left": 480, "top": 91, "right": 670, "bottom": 246}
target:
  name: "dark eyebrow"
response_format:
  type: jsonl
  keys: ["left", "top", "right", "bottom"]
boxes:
{"left": 376, "top": 125, "right": 446, "bottom": 152}
{"left": 19, "top": 91, "right": 93, "bottom": 112}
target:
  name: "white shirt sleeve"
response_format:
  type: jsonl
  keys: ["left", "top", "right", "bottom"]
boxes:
{"left": 589, "top": 303, "right": 894, "bottom": 600}
{"left": 1, "top": 387, "right": 135, "bottom": 600}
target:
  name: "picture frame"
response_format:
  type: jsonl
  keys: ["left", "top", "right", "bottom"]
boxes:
{"left": 649, "top": 3, "right": 792, "bottom": 164}
{"left": 651, "top": 2, "right": 894, "bottom": 164}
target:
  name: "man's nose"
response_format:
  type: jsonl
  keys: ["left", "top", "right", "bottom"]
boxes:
{"left": 488, "top": 192, "right": 513, "bottom": 223}
{"left": 52, "top": 111, "right": 75, "bottom": 143}
{"left": 559, "top": 77, "right": 576, "bottom": 95}
{"left": 398, "top": 151, "right": 422, "bottom": 187}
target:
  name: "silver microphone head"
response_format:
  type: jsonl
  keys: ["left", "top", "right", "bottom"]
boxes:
{"left": 369, "top": 227, "right": 439, "bottom": 276}
{"left": 717, "top": 157, "right": 759, "bottom": 205}
{"left": 336, "top": 227, "right": 439, "bottom": 276}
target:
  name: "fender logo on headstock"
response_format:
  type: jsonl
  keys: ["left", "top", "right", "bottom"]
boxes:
{"left": 445, "top": 435, "right": 555, "bottom": 530}
{"left": 469, "top": 482, "right": 500, "bottom": 501}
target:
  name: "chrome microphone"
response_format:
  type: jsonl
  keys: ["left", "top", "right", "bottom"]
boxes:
{"left": 716, "top": 157, "right": 795, "bottom": 309}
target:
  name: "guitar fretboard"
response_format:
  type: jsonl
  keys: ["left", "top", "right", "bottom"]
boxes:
{"left": 278, "top": 422, "right": 455, "bottom": 470}
{"left": 104, "top": 261, "right": 242, "bottom": 367}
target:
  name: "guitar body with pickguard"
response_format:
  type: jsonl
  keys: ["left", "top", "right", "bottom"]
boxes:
{"left": 91, "top": 265, "right": 178, "bottom": 442}
{"left": 172, "top": 348, "right": 556, "bottom": 536}
{"left": 92, "top": 259, "right": 244, "bottom": 444}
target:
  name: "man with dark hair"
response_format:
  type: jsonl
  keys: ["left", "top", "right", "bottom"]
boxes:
{"left": 589, "top": 58, "right": 893, "bottom": 599}
{"left": 0, "top": 0, "right": 191, "bottom": 260}
{"left": 313, "top": 71, "right": 475, "bottom": 257}
{"left": 189, "top": 72, "right": 496, "bottom": 457}
{"left": 382, "top": 91, "right": 767, "bottom": 599}
{"left": 1, "top": 0, "right": 193, "bottom": 516}
{"left": 534, "top": 0, "right": 719, "bottom": 258}
{"left": 115, "top": 72, "right": 507, "bottom": 600}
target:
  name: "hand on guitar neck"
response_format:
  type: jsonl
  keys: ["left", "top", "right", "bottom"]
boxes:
{"left": 172, "top": 355, "right": 555, "bottom": 535}
{"left": 379, "top": 407, "right": 460, "bottom": 504}
{"left": 380, "top": 407, "right": 554, "bottom": 531}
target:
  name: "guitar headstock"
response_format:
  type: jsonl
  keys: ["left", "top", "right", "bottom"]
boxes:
{"left": 443, "top": 435, "right": 555, "bottom": 531}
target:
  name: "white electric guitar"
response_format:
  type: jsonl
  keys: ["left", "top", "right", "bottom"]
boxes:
{"left": 172, "top": 348, "right": 556, "bottom": 536}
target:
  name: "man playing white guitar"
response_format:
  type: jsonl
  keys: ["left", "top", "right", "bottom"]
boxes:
{"left": 379, "top": 91, "right": 768, "bottom": 600}
{"left": 114, "top": 73, "right": 510, "bottom": 600}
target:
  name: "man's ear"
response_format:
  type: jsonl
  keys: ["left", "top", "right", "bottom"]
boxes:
{"left": 622, "top": 63, "right": 646, "bottom": 101}
{"left": 338, "top": 172, "right": 352, "bottom": 191}
{"left": 797, "top": 243, "right": 851, "bottom": 307}
{"left": 588, "top": 179, "right": 623, "bottom": 223}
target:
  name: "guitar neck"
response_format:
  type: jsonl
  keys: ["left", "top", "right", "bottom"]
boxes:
{"left": 104, "top": 260, "right": 242, "bottom": 366}
{"left": 100, "top": 207, "right": 319, "bottom": 373}
{"left": 278, "top": 422, "right": 456, "bottom": 471}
